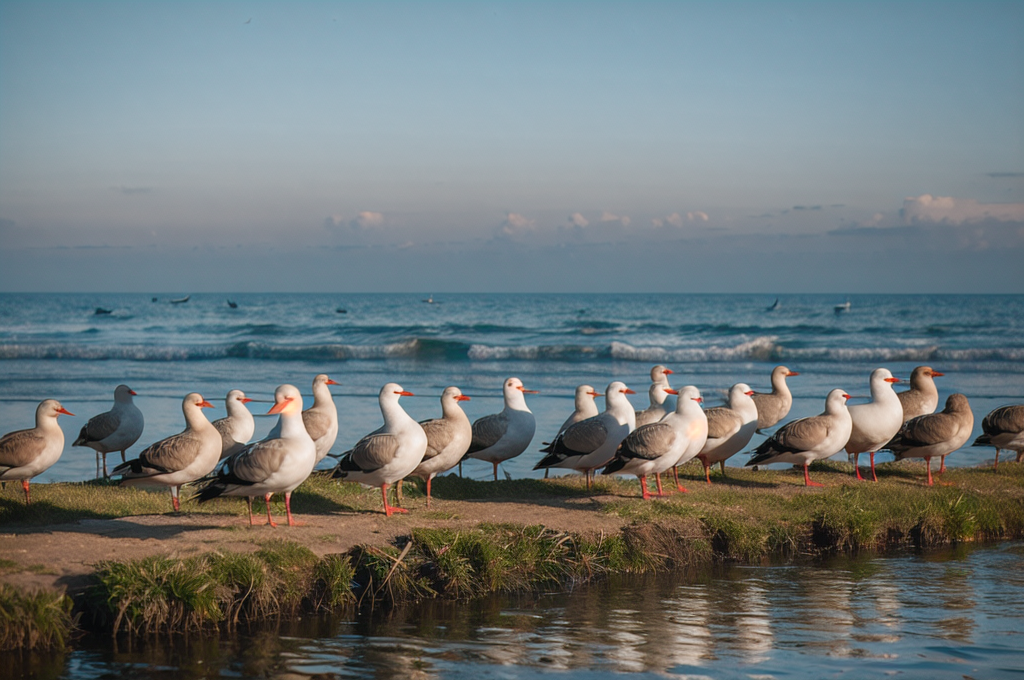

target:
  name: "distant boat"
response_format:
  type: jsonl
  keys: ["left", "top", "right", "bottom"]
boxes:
{"left": 423, "top": 295, "right": 438, "bottom": 304}
{"left": 170, "top": 295, "right": 191, "bottom": 304}
{"left": 335, "top": 307, "right": 347, "bottom": 314}
{"left": 766, "top": 298, "right": 780, "bottom": 311}
{"left": 151, "top": 297, "right": 158, "bottom": 302}
{"left": 94, "top": 307, "right": 113, "bottom": 315}
{"left": 226, "top": 299, "right": 238, "bottom": 309}
{"left": 834, "top": 300, "right": 851, "bottom": 313}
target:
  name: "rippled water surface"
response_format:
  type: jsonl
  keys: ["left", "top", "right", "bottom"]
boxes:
{"left": 11, "top": 542, "right": 1024, "bottom": 679}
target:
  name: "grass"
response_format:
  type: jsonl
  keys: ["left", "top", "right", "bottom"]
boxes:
{"left": 2, "top": 459, "right": 1023, "bottom": 647}
{"left": 0, "top": 585, "right": 75, "bottom": 651}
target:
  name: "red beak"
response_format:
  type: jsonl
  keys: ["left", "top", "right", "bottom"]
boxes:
{"left": 664, "top": 388, "right": 679, "bottom": 395}
{"left": 198, "top": 400, "right": 214, "bottom": 409}
{"left": 931, "top": 371, "right": 944, "bottom": 377}
{"left": 843, "top": 394, "right": 851, "bottom": 400}
{"left": 745, "top": 390, "right": 755, "bottom": 396}
{"left": 455, "top": 395, "right": 471, "bottom": 401}
{"left": 885, "top": 377, "right": 900, "bottom": 383}
{"left": 787, "top": 371, "right": 800, "bottom": 377}
{"left": 622, "top": 388, "right": 636, "bottom": 395}
{"left": 395, "top": 390, "right": 414, "bottom": 397}
{"left": 663, "top": 369, "right": 674, "bottom": 375}
{"left": 267, "top": 397, "right": 292, "bottom": 415}
{"left": 57, "top": 407, "right": 74, "bottom": 416}
{"left": 326, "top": 379, "right": 339, "bottom": 385}
{"left": 693, "top": 397, "right": 703, "bottom": 403}
{"left": 518, "top": 387, "right": 539, "bottom": 393}
{"left": 241, "top": 397, "right": 253, "bottom": 404}
{"left": 588, "top": 391, "right": 602, "bottom": 397}
{"left": 129, "top": 389, "right": 138, "bottom": 396}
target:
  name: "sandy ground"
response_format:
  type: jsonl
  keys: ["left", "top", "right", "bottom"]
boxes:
{"left": 0, "top": 494, "right": 628, "bottom": 595}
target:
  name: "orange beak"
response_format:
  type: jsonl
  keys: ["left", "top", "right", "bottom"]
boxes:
{"left": 622, "top": 388, "right": 636, "bottom": 395}
{"left": 931, "top": 371, "right": 944, "bottom": 377}
{"left": 787, "top": 371, "right": 800, "bottom": 377}
{"left": 693, "top": 397, "right": 703, "bottom": 403}
{"left": 455, "top": 395, "right": 471, "bottom": 401}
{"left": 588, "top": 391, "right": 602, "bottom": 397}
{"left": 745, "top": 390, "right": 755, "bottom": 396}
{"left": 129, "top": 389, "right": 138, "bottom": 396}
{"left": 326, "top": 379, "right": 339, "bottom": 385}
{"left": 57, "top": 407, "right": 74, "bottom": 416}
{"left": 884, "top": 377, "right": 900, "bottom": 383}
{"left": 395, "top": 390, "right": 414, "bottom": 397}
{"left": 664, "top": 388, "right": 679, "bottom": 395}
{"left": 267, "top": 397, "right": 292, "bottom": 415}
{"left": 843, "top": 394, "right": 851, "bottom": 400}
{"left": 198, "top": 400, "right": 214, "bottom": 409}
{"left": 241, "top": 397, "right": 253, "bottom": 404}
{"left": 518, "top": 386, "right": 539, "bottom": 393}
{"left": 663, "top": 369, "right": 674, "bottom": 375}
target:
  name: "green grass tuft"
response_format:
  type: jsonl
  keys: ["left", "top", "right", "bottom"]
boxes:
{"left": 0, "top": 585, "right": 75, "bottom": 651}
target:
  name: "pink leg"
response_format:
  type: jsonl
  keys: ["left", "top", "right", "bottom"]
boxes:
{"left": 803, "top": 463, "right": 824, "bottom": 487}
{"left": 21, "top": 480, "right": 30, "bottom": 505}
{"left": 265, "top": 493, "right": 278, "bottom": 527}
{"left": 381, "top": 484, "right": 408, "bottom": 516}
{"left": 925, "top": 458, "right": 934, "bottom": 486}
{"left": 853, "top": 452, "right": 864, "bottom": 480}
{"left": 285, "top": 492, "right": 302, "bottom": 526}
{"left": 639, "top": 475, "right": 652, "bottom": 500}
{"left": 654, "top": 473, "right": 669, "bottom": 497}
{"left": 674, "top": 465, "right": 689, "bottom": 493}
{"left": 869, "top": 452, "right": 878, "bottom": 482}
{"left": 938, "top": 456, "right": 947, "bottom": 475}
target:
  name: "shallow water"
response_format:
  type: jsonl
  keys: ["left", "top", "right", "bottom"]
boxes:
{"left": 9, "top": 542, "right": 1024, "bottom": 679}
{"left": 1, "top": 293, "right": 1022, "bottom": 483}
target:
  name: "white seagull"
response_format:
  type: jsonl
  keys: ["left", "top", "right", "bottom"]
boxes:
{"left": 331, "top": 383, "right": 428, "bottom": 516}
{"left": 464, "top": 377, "right": 538, "bottom": 481}
{"left": 534, "top": 381, "right": 636, "bottom": 488}
{"left": 694, "top": 383, "right": 759, "bottom": 485}
{"left": 603, "top": 386, "right": 708, "bottom": 499}
{"left": 750, "top": 366, "right": 799, "bottom": 433}
{"left": 745, "top": 389, "right": 853, "bottom": 487}
{"left": 268, "top": 374, "right": 339, "bottom": 463}
{"left": 73, "top": 384, "right": 144, "bottom": 478}
{"left": 886, "top": 394, "right": 975, "bottom": 486}
{"left": 113, "top": 393, "right": 222, "bottom": 512}
{"left": 635, "top": 365, "right": 675, "bottom": 428}
{"left": 0, "top": 399, "right": 74, "bottom": 505}
{"left": 401, "top": 386, "right": 472, "bottom": 506}
{"left": 972, "top": 405, "right": 1024, "bottom": 469}
{"left": 560, "top": 385, "right": 602, "bottom": 434}
{"left": 844, "top": 368, "right": 902, "bottom": 482}
{"left": 212, "top": 389, "right": 255, "bottom": 459}
{"left": 895, "top": 366, "right": 946, "bottom": 471}
{"left": 198, "top": 384, "right": 317, "bottom": 526}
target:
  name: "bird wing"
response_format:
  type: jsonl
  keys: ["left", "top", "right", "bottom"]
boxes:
{"left": 705, "top": 407, "right": 742, "bottom": 440}
{"left": 620, "top": 423, "right": 675, "bottom": 461}
{"left": 348, "top": 433, "right": 400, "bottom": 472}
{"left": 0, "top": 429, "right": 46, "bottom": 470}
{"left": 227, "top": 439, "right": 290, "bottom": 484}
{"left": 212, "top": 418, "right": 241, "bottom": 451}
{"left": 894, "top": 412, "right": 960, "bottom": 449}
{"left": 302, "top": 408, "right": 332, "bottom": 442}
{"left": 984, "top": 405, "right": 1024, "bottom": 437}
{"left": 558, "top": 416, "right": 609, "bottom": 455}
{"left": 138, "top": 431, "right": 203, "bottom": 474}
{"left": 468, "top": 412, "right": 509, "bottom": 453}
{"left": 770, "top": 415, "right": 829, "bottom": 453}
{"left": 419, "top": 418, "right": 454, "bottom": 461}
{"left": 75, "top": 410, "right": 121, "bottom": 445}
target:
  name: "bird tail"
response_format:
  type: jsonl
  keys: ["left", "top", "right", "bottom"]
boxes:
{"left": 971, "top": 433, "right": 992, "bottom": 447}
{"left": 194, "top": 479, "right": 226, "bottom": 503}
{"left": 744, "top": 440, "right": 779, "bottom": 467}
{"left": 329, "top": 452, "right": 360, "bottom": 479}
{"left": 601, "top": 457, "right": 626, "bottom": 475}
{"left": 72, "top": 426, "right": 89, "bottom": 447}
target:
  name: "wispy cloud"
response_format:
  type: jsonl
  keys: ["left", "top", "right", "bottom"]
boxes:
{"left": 325, "top": 211, "right": 386, "bottom": 231}
{"left": 567, "top": 212, "right": 589, "bottom": 228}
{"left": 901, "top": 194, "right": 1024, "bottom": 225}
{"left": 498, "top": 212, "right": 536, "bottom": 237}
{"left": 652, "top": 211, "right": 708, "bottom": 227}
{"left": 600, "top": 210, "right": 631, "bottom": 227}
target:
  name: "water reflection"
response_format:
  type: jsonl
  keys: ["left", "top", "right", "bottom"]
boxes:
{"left": 7, "top": 542, "right": 1024, "bottom": 679}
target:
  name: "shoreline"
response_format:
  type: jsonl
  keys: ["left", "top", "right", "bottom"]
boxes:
{"left": 2, "top": 461, "right": 1023, "bottom": 649}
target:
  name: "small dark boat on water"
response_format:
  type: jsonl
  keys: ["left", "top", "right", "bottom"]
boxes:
{"left": 227, "top": 299, "right": 238, "bottom": 309}
{"left": 170, "top": 295, "right": 191, "bottom": 304}
{"left": 94, "top": 307, "right": 113, "bottom": 315}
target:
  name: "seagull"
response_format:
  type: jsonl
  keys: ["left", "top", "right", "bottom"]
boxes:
{"left": 400, "top": 386, "right": 472, "bottom": 507}
{"left": 635, "top": 365, "right": 675, "bottom": 428}
{"left": 212, "top": 390, "right": 255, "bottom": 459}
{"left": 895, "top": 366, "right": 946, "bottom": 471}
{"left": 534, "top": 381, "right": 636, "bottom": 488}
{"left": 197, "top": 384, "right": 316, "bottom": 527}
{"left": 0, "top": 400, "right": 74, "bottom": 505}
{"left": 113, "top": 393, "right": 222, "bottom": 512}
{"left": 541, "top": 384, "right": 601, "bottom": 479}
{"left": 694, "top": 383, "right": 759, "bottom": 485}
{"left": 464, "top": 377, "right": 538, "bottom": 481}
{"left": 331, "top": 383, "right": 427, "bottom": 516}
{"left": 750, "top": 366, "right": 799, "bottom": 433}
{"left": 269, "top": 374, "right": 339, "bottom": 462}
{"left": 844, "top": 368, "right": 902, "bottom": 482}
{"left": 73, "top": 384, "right": 145, "bottom": 478}
{"left": 885, "top": 394, "right": 974, "bottom": 486}
{"left": 972, "top": 405, "right": 1024, "bottom": 469}
{"left": 745, "top": 389, "right": 853, "bottom": 487}
{"left": 603, "top": 386, "right": 707, "bottom": 499}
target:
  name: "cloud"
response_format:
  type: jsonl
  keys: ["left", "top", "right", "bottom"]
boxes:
{"left": 325, "top": 211, "right": 386, "bottom": 231}
{"left": 568, "top": 212, "right": 589, "bottom": 228}
{"left": 652, "top": 211, "right": 708, "bottom": 227}
{"left": 687, "top": 211, "right": 709, "bottom": 222}
{"left": 901, "top": 194, "right": 1024, "bottom": 225}
{"left": 499, "top": 212, "right": 536, "bottom": 237}
{"left": 600, "top": 210, "right": 631, "bottom": 227}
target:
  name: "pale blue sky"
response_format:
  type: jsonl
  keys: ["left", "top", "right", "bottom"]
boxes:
{"left": 1, "top": 1, "right": 1022, "bottom": 292}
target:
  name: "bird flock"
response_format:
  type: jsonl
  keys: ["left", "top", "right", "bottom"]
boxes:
{"left": 1, "top": 366, "right": 1022, "bottom": 525}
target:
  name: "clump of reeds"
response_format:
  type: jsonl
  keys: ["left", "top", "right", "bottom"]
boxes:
{"left": 0, "top": 584, "right": 75, "bottom": 651}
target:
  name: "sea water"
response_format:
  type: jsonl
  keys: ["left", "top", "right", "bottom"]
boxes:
{"left": 0, "top": 293, "right": 1022, "bottom": 482}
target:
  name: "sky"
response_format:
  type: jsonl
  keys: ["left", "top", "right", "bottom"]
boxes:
{"left": 1, "top": 1, "right": 1022, "bottom": 293}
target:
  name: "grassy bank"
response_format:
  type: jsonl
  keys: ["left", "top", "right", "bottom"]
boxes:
{"left": 2, "top": 460, "right": 1023, "bottom": 649}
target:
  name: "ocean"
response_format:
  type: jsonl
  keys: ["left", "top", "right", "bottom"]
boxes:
{"left": 1, "top": 292, "right": 1022, "bottom": 483}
